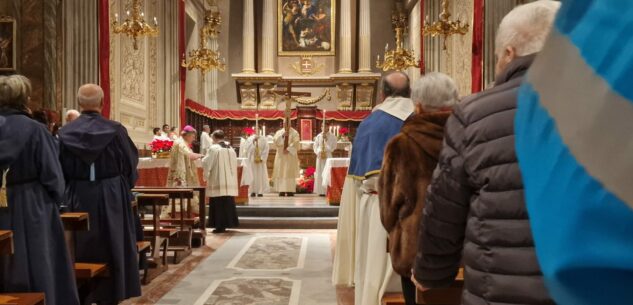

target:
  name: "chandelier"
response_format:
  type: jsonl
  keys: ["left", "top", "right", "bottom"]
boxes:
{"left": 112, "top": 0, "right": 159, "bottom": 50}
{"left": 423, "top": 0, "right": 469, "bottom": 50}
{"left": 181, "top": 3, "right": 225, "bottom": 79}
{"left": 376, "top": 10, "right": 419, "bottom": 72}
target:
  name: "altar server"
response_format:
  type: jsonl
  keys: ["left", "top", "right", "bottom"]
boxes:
{"left": 0, "top": 75, "right": 80, "bottom": 305}
{"left": 272, "top": 122, "right": 301, "bottom": 196}
{"left": 349, "top": 71, "right": 414, "bottom": 305}
{"left": 313, "top": 127, "right": 337, "bottom": 196}
{"left": 200, "top": 124, "right": 212, "bottom": 155}
{"left": 58, "top": 84, "right": 141, "bottom": 304}
{"left": 203, "top": 130, "right": 240, "bottom": 233}
{"left": 246, "top": 133, "right": 270, "bottom": 197}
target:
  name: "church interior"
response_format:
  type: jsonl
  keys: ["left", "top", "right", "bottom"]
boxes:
{"left": 7, "top": 0, "right": 622, "bottom": 305}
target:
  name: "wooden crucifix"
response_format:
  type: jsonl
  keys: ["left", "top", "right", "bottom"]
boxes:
{"left": 273, "top": 82, "right": 311, "bottom": 150}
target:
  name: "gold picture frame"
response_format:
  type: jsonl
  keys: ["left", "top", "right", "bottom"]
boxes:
{"left": 0, "top": 16, "right": 16, "bottom": 72}
{"left": 278, "top": 0, "right": 336, "bottom": 56}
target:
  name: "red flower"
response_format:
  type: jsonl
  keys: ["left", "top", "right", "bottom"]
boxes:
{"left": 150, "top": 139, "right": 174, "bottom": 153}
{"left": 304, "top": 166, "right": 316, "bottom": 178}
{"left": 339, "top": 127, "right": 350, "bottom": 136}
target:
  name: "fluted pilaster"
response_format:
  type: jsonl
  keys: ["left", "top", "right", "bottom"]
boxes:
{"left": 338, "top": 0, "right": 352, "bottom": 73}
{"left": 358, "top": 0, "right": 371, "bottom": 72}
{"left": 242, "top": 0, "right": 256, "bottom": 73}
{"left": 261, "top": 0, "right": 276, "bottom": 73}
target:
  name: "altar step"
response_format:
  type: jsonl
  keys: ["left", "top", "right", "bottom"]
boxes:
{"left": 236, "top": 206, "right": 339, "bottom": 229}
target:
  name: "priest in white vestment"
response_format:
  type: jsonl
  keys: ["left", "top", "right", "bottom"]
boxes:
{"left": 165, "top": 126, "right": 204, "bottom": 217}
{"left": 347, "top": 72, "right": 414, "bottom": 305}
{"left": 245, "top": 133, "right": 270, "bottom": 197}
{"left": 272, "top": 125, "right": 300, "bottom": 196}
{"left": 202, "top": 130, "right": 239, "bottom": 233}
{"left": 313, "top": 129, "right": 337, "bottom": 196}
{"left": 200, "top": 125, "right": 212, "bottom": 155}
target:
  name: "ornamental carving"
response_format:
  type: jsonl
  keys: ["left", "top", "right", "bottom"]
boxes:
{"left": 121, "top": 35, "right": 145, "bottom": 103}
{"left": 336, "top": 83, "right": 353, "bottom": 111}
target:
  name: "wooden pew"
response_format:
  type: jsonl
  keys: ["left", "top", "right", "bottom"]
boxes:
{"left": 0, "top": 232, "right": 43, "bottom": 305}
{"left": 0, "top": 293, "right": 45, "bottom": 305}
{"left": 60, "top": 212, "right": 109, "bottom": 304}
{"left": 0, "top": 231, "right": 13, "bottom": 255}
{"left": 133, "top": 188, "right": 200, "bottom": 262}
{"left": 136, "top": 194, "right": 174, "bottom": 284}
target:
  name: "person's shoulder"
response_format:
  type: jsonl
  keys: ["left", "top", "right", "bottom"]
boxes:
{"left": 454, "top": 81, "right": 521, "bottom": 127}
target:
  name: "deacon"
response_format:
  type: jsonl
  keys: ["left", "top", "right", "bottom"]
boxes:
{"left": 58, "top": 84, "right": 141, "bottom": 304}
{"left": 272, "top": 121, "right": 301, "bottom": 196}
{"left": 246, "top": 131, "right": 270, "bottom": 197}
{"left": 349, "top": 72, "right": 414, "bottom": 305}
{"left": 203, "top": 130, "right": 240, "bottom": 233}
{"left": 0, "top": 75, "right": 80, "bottom": 305}
{"left": 200, "top": 124, "right": 212, "bottom": 155}
{"left": 313, "top": 124, "right": 337, "bottom": 196}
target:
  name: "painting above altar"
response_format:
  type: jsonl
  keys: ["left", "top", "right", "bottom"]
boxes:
{"left": 278, "top": 0, "right": 335, "bottom": 56}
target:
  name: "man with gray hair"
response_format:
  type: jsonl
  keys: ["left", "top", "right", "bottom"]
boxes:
{"left": 58, "top": 84, "right": 141, "bottom": 304}
{"left": 378, "top": 72, "right": 458, "bottom": 305}
{"left": 411, "top": 1, "right": 560, "bottom": 304}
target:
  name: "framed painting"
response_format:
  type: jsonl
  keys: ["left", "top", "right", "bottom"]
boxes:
{"left": 278, "top": 0, "right": 336, "bottom": 56}
{"left": 0, "top": 17, "right": 15, "bottom": 72}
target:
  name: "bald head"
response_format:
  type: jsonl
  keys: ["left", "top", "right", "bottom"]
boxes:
{"left": 77, "top": 84, "right": 104, "bottom": 111}
{"left": 381, "top": 71, "right": 411, "bottom": 100}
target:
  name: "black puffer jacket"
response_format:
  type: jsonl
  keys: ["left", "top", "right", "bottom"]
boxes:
{"left": 413, "top": 55, "right": 554, "bottom": 305}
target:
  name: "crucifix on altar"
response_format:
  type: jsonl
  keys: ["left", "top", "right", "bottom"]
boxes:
{"left": 271, "top": 82, "right": 331, "bottom": 143}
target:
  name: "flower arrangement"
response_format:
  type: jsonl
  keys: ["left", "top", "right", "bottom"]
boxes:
{"left": 296, "top": 166, "right": 316, "bottom": 194}
{"left": 150, "top": 139, "right": 174, "bottom": 158}
{"left": 243, "top": 127, "right": 256, "bottom": 136}
{"left": 338, "top": 127, "right": 350, "bottom": 141}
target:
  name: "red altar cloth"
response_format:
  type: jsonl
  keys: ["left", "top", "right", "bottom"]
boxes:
{"left": 136, "top": 159, "right": 250, "bottom": 204}
{"left": 327, "top": 167, "right": 348, "bottom": 205}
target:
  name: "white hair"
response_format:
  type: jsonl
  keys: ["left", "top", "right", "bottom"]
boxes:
{"left": 65, "top": 109, "right": 80, "bottom": 121}
{"left": 411, "top": 72, "right": 459, "bottom": 110}
{"left": 496, "top": 0, "right": 561, "bottom": 56}
{"left": 77, "top": 84, "right": 104, "bottom": 108}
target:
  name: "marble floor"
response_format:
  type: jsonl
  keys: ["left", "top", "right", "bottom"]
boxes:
{"left": 123, "top": 229, "right": 353, "bottom": 305}
{"left": 247, "top": 194, "right": 329, "bottom": 207}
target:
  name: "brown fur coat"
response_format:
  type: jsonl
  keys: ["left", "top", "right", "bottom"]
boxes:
{"left": 378, "top": 111, "right": 450, "bottom": 276}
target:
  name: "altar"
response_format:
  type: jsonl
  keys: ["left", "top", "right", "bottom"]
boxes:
{"left": 136, "top": 157, "right": 252, "bottom": 204}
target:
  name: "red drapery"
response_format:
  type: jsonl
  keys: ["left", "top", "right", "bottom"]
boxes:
{"left": 471, "top": 0, "right": 485, "bottom": 93}
{"left": 178, "top": 0, "right": 186, "bottom": 129}
{"left": 186, "top": 99, "right": 370, "bottom": 122}
{"left": 420, "top": 0, "right": 425, "bottom": 75}
{"left": 98, "top": 0, "right": 111, "bottom": 118}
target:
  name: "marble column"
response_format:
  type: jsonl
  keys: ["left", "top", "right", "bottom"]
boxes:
{"left": 338, "top": 0, "right": 352, "bottom": 73}
{"left": 261, "top": 0, "right": 276, "bottom": 73}
{"left": 358, "top": 0, "right": 372, "bottom": 72}
{"left": 408, "top": 2, "right": 421, "bottom": 82}
{"left": 62, "top": 0, "right": 99, "bottom": 112}
{"left": 242, "top": 0, "right": 256, "bottom": 73}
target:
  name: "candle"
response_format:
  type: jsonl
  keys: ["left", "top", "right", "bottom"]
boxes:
{"left": 377, "top": 55, "right": 380, "bottom": 62}
{"left": 153, "top": 16, "right": 158, "bottom": 26}
{"left": 385, "top": 43, "right": 389, "bottom": 52}
{"left": 114, "top": 13, "right": 119, "bottom": 23}
{"left": 263, "top": 125, "right": 266, "bottom": 136}
{"left": 141, "top": 12, "right": 145, "bottom": 18}
{"left": 126, "top": 10, "right": 130, "bottom": 17}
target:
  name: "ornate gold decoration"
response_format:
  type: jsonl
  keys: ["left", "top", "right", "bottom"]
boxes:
{"left": 294, "top": 56, "right": 321, "bottom": 75}
{"left": 423, "top": 0, "right": 470, "bottom": 50}
{"left": 291, "top": 56, "right": 324, "bottom": 76}
{"left": 112, "top": 0, "right": 159, "bottom": 50}
{"left": 181, "top": 0, "right": 225, "bottom": 80}
{"left": 376, "top": 10, "right": 419, "bottom": 72}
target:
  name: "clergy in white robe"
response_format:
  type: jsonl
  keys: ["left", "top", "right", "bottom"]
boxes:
{"left": 272, "top": 127, "right": 300, "bottom": 196}
{"left": 166, "top": 126, "right": 204, "bottom": 217}
{"left": 313, "top": 131, "right": 338, "bottom": 195}
{"left": 200, "top": 125, "right": 212, "bottom": 155}
{"left": 239, "top": 137, "right": 248, "bottom": 158}
{"left": 202, "top": 130, "right": 239, "bottom": 233}
{"left": 245, "top": 134, "right": 270, "bottom": 196}
{"left": 348, "top": 72, "right": 414, "bottom": 305}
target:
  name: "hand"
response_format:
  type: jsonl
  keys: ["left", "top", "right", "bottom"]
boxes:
{"left": 283, "top": 149, "right": 289, "bottom": 155}
{"left": 411, "top": 271, "right": 430, "bottom": 292}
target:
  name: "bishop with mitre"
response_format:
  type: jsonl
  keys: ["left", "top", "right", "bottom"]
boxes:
{"left": 272, "top": 122, "right": 300, "bottom": 196}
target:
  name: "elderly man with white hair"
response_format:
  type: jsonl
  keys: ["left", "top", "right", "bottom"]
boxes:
{"left": 378, "top": 72, "right": 458, "bottom": 305}
{"left": 65, "top": 109, "right": 80, "bottom": 123}
{"left": 58, "top": 84, "right": 141, "bottom": 304}
{"left": 411, "top": 1, "right": 561, "bottom": 305}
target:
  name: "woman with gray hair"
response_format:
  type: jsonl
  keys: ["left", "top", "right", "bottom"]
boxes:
{"left": 378, "top": 72, "right": 458, "bottom": 305}
{"left": 0, "top": 75, "right": 80, "bottom": 305}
